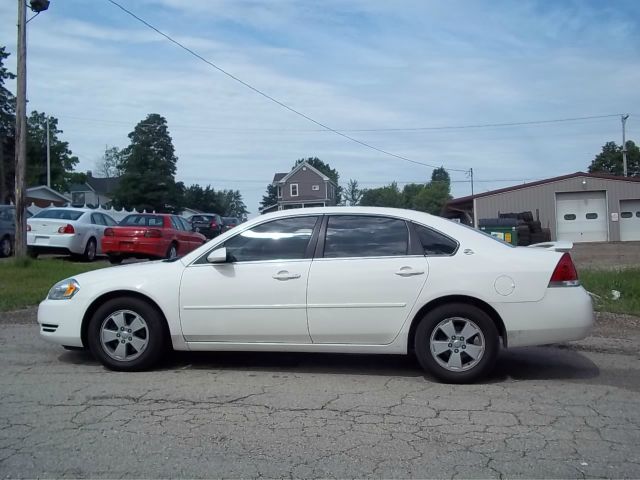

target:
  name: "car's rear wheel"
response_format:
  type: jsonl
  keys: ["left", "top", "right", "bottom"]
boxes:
{"left": 0, "top": 236, "right": 12, "bottom": 257}
{"left": 108, "top": 254, "right": 123, "bottom": 265}
{"left": 414, "top": 303, "right": 499, "bottom": 383}
{"left": 166, "top": 243, "right": 178, "bottom": 259}
{"left": 83, "top": 238, "right": 97, "bottom": 262}
{"left": 27, "top": 247, "right": 38, "bottom": 259}
{"left": 87, "top": 297, "right": 166, "bottom": 371}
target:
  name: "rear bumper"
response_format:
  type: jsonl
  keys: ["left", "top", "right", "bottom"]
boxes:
{"left": 102, "top": 238, "right": 167, "bottom": 258}
{"left": 495, "top": 286, "right": 594, "bottom": 348}
{"left": 27, "top": 233, "right": 84, "bottom": 254}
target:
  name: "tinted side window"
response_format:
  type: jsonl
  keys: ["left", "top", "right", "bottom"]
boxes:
{"left": 413, "top": 223, "right": 458, "bottom": 255}
{"left": 224, "top": 216, "right": 319, "bottom": 262}
{"left": 91, "top": 213, "right": 106, "bottom": 226}
{"left": 179, "top": 217, "right": 192, "bottom": 231}
{"left": 103, "top": 214, "right": 118, "bottom": 226}
{"left": 171, "top": 216, "right": 185, "bottom": 231}
{"left": 324, "top": 215, "right": 408, "bottom": 258}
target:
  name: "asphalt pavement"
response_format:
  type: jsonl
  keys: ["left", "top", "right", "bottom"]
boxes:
{"left": 1, "top": 310, "right": 639, "bottom": 479}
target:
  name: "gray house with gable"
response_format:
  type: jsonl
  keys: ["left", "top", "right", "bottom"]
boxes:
{"left": 261, "top": 161, "right": 339, "bottom": 213}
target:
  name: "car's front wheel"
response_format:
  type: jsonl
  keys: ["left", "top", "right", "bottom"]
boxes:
{"left": 414, "top": 303, "right": 499, "bottom": 383}
{"left": 87, "top": 297, "right": 166, "bottom": 371}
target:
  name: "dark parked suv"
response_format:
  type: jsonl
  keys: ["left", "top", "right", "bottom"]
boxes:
{"left": 0, "top": 205, "right": 16, "bottom": 257}
{"left": 188, "top": 214, "right": 224, "bottom": 239}
{"left": 222, "top": 217, "right": 241, "bottom": 232}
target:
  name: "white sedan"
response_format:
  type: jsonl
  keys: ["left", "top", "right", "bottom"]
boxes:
{"left": 27, "top": 207, "right": 118, "bottom": 261}
{"left": 37, "top": 207, "right": 594, "bottom": 383}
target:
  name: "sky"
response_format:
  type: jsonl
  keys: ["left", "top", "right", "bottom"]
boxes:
{"left": 1, "top": 0, "right": 639, "bottom": 215}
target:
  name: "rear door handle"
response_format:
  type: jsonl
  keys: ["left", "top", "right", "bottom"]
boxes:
{"left": 395, "top": 267, "right": 425, "bottom": 277}
{"left": 273, "top": 271, "right": 301, "bottom": 281}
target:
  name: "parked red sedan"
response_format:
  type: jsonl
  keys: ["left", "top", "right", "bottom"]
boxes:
{"left": 102, "top": 214, "right": 206, "bottom": 264}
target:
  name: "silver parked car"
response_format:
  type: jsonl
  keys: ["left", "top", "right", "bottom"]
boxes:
{"left": 27, "top": 208, "right": 118, "bottom": 261}
{"left": 0, "top": 205, "right": 16, "bottom": 257}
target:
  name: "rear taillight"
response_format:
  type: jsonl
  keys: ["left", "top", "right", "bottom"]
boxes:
{"left": 27, "top": 224, "right": 31, "bottom": 232}
{"left": 144, "top": 229, "right": 163, "bottom": 238}
{"left": 210, "top": 221, "right": 218, "bottom": 228}
{"left": 549, "top": 252, "right": 580, "bottom": 287}
{"left": 58, "top": 224, "right": 75, "bottom": 234}
{"left": 104, "top": 228, "right": 114, "bottom": 237}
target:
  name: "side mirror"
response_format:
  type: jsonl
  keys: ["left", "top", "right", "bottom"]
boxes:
{"left": 206, "top": 247, "right": 228, "bottom": 264}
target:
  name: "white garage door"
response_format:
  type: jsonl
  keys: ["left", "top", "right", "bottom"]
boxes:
{"left": 556, "top": 191, "right": 608, "bottom": 242}
{"left": 620, "top": 199, "right": 640, "bottom": 241}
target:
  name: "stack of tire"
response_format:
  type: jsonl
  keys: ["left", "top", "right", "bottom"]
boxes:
{"left": 498, "top": 211, "right": 551, "bottom": 246}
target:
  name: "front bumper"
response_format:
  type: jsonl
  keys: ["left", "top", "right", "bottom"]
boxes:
{"left": 37, "top": 297, "right": 87, "bottom": 348}
{"left": 495, "top": 286, "right": 595, "bottom": 348}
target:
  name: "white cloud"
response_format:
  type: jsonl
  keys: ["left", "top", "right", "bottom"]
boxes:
{"left": 1, "top": 0, "right": 638, "bottom": 213}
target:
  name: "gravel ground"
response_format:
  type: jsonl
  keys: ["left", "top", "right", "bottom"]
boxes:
{"left": 1, "top": 309, "right": 639, "bottom": 478}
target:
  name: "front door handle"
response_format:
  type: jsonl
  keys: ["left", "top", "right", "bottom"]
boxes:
{"left": 395, "top": 267, "right": 425, "bottom": 277}
{"left": 273, "top": 271, "right": 301, "bottom": 281}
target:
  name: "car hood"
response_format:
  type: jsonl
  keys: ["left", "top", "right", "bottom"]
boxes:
{"left": 67, "top": 259, "right": 184, "bottom": 288}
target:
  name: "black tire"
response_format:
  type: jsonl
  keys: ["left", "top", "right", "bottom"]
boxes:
{"left": 83, "top": 238, "right": 97, "bottom": 262}
{"left": 87, "top": 296, "right": 166, "bottom": 371}
{"left": 0, "top": 236, "right": 12, "bottom": 258}
{"left": 108, "top": 254, "right": 124, "bottom": 265}
{"left": 166, "top": 242, "right": 178, "bottom": 259}
{"left": 414, "top": 303, "right": 499, "bottom": 383}
{"left": 27, "top": 247, "right": 38, "bottom": 259}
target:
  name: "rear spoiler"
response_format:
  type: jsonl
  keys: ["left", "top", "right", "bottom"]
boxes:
{"left": 527, "top": 241, "right": 573, "bottom": 252}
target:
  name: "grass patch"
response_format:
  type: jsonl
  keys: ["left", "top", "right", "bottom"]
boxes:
{"left": 580, "top": 267, "right": 640, "bottom": 317}
{"left": 0, "top": 258, "right": 107, "bottom": 312}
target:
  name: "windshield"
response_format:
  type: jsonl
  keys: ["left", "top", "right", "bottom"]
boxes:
{"left": 33, "top": 209, "right": 84, "bottom": 221}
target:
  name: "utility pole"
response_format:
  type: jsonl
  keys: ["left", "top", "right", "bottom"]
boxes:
{"left": 13, "top": 0, "right": 50, "bottom": 257}
{"left": 469, "top": 167, "right": 475, "bottom": 227}
{"left": 622, "top": 114, "right": 629, "bottom": 177}
{"left": 46, "top": 116, "right": 50, "bottom": 187}
{"left": 14, "top": 0, "right": 27, "bottom": 257}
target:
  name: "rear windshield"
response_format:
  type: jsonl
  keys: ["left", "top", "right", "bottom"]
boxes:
{"left": 120, "top": 215, "right": 165, "bottom": 227}
{"left": 223, "top": 217, "right": 239, "bottom": 223}
{"left": 33, "top": 209, "right": 84, "bottom": 221}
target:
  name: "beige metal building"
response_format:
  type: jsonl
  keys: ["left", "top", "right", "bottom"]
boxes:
{"left": 444, "top": 172, "right": 640, "bottom": 242}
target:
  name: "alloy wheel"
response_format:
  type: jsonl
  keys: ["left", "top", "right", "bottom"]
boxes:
{"left": 100, "top": 310, "right": 149, "bottom": 362}
{"left": 429, "top": 317, "right": 485, "bottom": 372}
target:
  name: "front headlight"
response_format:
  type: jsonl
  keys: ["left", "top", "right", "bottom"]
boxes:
{"left": 48, "top": 278, "right": 80, "bottom": 300}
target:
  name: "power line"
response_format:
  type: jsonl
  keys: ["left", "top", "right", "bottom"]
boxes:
{"left": 340, "top": 114, "right": 623, "bottom": 132}
{"left": 60, "top": 113, "right": 625, "bottom": 134}
{"left": 104, "top": 0, "right": 468, "bottom": 173}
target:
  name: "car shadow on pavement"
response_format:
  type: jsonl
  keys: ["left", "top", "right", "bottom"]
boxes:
{"left": 57, "top": 344, "right": 600, "bottom": 383}
{"left": 488, "top": 345, "right": 600, "bottom": 382}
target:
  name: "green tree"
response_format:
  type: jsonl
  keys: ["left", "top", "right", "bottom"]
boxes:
{"left": 294, "top": 157, "right": 343, "bottom": 204}
{"left": 216, "top": 189, "right": 249, "bottom": 219}
{"left": 588, "top": 140, "right": 640, "bottom": 177}
{"left": 26, "top": 111, "right": 79, "bottom": 192}
{"left": 412, "top": 181, "right": 451, "bottom": 215}
{"left": 260, "top": 183, "right": 278, "bottom": 210}
{"left": 360, "top": 182, "right": 404, "bottom": 208}
{"left": 114, "top": 114, "right": 179, "bottom": 212}
{"left": 0, "top": 46, "right": 16, "bottom": 203}
{"left": 431, "top": 166, "right": 450, "bottom": 184}
{"left": 344, "top": 179, "right": 362, "bottom": 206}
{"left": 96, "top": 145, "right": 124, "bottom": 178}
